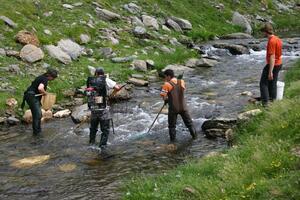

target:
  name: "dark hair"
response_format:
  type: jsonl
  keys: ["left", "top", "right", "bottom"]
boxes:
{"left": 163, "top": 69, "right": 174, "bottom": 78}
{"left": 45, "top": 68, "right": 58, "bottom": 78}
{"left": 260, "top": 22, "right": 274, "bottom": 35}
{"left": 95, "top": 68, "right": 104, "bottom": 76}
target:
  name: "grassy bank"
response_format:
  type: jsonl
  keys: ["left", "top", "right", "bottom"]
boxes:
{"left": 123, "top": 60, "right": 300, "bottom": 199}
{"left": 0, "top": 0, "right": 299, "bottom": 115}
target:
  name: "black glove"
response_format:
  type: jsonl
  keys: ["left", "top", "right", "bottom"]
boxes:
{"left": 164, "top": 99, "right": 168, "bottom": 105}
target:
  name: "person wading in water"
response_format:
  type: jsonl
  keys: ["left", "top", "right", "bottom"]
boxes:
{"left": 160, "top": 69, "right": 197, "bottom": 142}
{"left": 21, "top": 68, "right": 58, "bottom": 136}
{"left": 260, "top": 22, "right": 283, "bottom": 106}
{"left": 86, "top": 68, "right": 120, "bottom": 150}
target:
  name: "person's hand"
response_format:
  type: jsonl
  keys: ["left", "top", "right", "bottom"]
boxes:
{"left": 114, "top": 84, "right": 121, "bottom": 91}
{"left": 164, "top": 99, "right": 168, "bottom": 105}
{"left": 268, "top": 72, "right": 273, "bottom": 80}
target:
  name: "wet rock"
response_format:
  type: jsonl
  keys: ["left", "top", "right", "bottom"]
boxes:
{"left": 71, "top": 104, "right": 91, "bottom": 124}
{"left": 221, "top": 32, "right": 253, "bottom": 39}
{"left": 23, "top": 110, "right": 33, "bottom": 123}
{"left": 5, "top": 50, "right": 20, "bottom": 58}
{"left": 237, "top": 109, "right": 262, "bottom": 121}
{"left": 166, "top": 18, "right": 182, "bottom": 32}
{"left": 131, "top": 60, "right": 147, "bottom": 72}
{"left": 58, "top": 163, "right": 77, "bottom": 172}
{"left": 185, "top": 58, "right": 219, "bottom": 68}
{"left": 133, "top": 26, "right": 147, "bottom": 38}
{"left": 111, "top": 55, "right": 137, "bottom": 63}
{"left": 57, "top": 39, "right": 83, "bottom": 60}
{"left": 79, "top": 34, "right": 91, "bottom": 44}
{"left": 162, "top": 64, "right": 194, "bottom": 75}
{"left": 15, "top": 30, "right": 40, "bottom": 46}
{"left": 123, "top": 3, "right": 141, "bottom": 14}
{"left": 53, "top": 109, "right": 71, "bottom": 118}
{"left": 45, "top": 45, "right": 72, "bottom": 64}
{"left": 170, "top": 16, "right": 192, "bottom": 30}
{"left": 20, "top": 44, "right": 44, "bottom": 63}
{"left": 109, "top": 87, "right": 132, "bottom": 101}
{"left": 232, "top": 12, "right": 252, "bottom": 34}
{"left": 0, "top": 117, "right": 6, "bottom": 124}
{"left": 95, "top": 7, "right": 121, "bottom": 21}
{"left": 10, "top": 155, "right": 50, "bottom": 168}
{"left": 0, "top": 48, "right": 5, "bottom": 56}
{"left": 0, "top": 16, "right": 17, "bottom": 28}
{"left": 6, "top": 98, "right": 17, "bottom": 108}
{"left": 202, "top": 117, "right": 237, "bottom": 131}
{"left": 213, "top": 43, "right": 249, "bottom": 55}
{"left": 42, "top": 110, "right": 53, "bottom": 122}
{"left": 7, "top": 116, "right": 20, "bottom": 125}
{"left": 142, "top": 15, "right": 159, "bottom": 30}
{"left": 127, "top": 78, "right": 148, "bottom": 86}
{"left": 241, "top": 91, "right": 253, "bottom": 96}
{"left": 99, "top": 47, "right": 115, "bottom": 58}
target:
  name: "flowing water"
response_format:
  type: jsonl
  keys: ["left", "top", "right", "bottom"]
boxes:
{"left": 0, "top": 38, "right": 299, "bottom": 200}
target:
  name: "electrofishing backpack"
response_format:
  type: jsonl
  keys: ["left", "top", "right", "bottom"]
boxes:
{"left": 86, "top": 76, "right": 107, "bottom": 110}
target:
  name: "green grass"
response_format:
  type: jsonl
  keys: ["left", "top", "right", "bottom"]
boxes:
{"left": 122, "top": 60, "right": 300, "bottom": 199}
{"left": 0, "top": 0, "right": 299, "bottom": 115}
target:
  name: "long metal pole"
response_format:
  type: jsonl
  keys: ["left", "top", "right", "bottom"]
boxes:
{"left": 146, "top": 103, "right": 166, "bottom": 134}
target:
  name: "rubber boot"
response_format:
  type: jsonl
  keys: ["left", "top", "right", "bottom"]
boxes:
{"left": 169, "top": 128, "right": 176, "bottom": 142}
{"left": 188, "top": 126, "right": 197, "bottom": 140}
{"left": 89, "top": 129, "right": 97, "bottom": 144}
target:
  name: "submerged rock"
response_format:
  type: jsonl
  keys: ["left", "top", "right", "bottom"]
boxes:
{"left": 213, "top": 43, "right": 249, "bottom": 55}
{"left": 71, "top": 104, "right": 91, "bottom": 124}
{"left": 11, "top": 155, "right": 50, "bottom": 168}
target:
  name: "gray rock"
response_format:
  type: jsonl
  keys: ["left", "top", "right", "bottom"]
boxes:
{"left": 202, "top": 117, "right": 237, "bottom": 131}
{"left": 109, "top": 87, "right": 132, "bottom": 101}
{"left": 170, "top": 16, "right": 192, "bottom": 30}
{"left": 58, "top": 39, "right": 83, "bottom": 60}
{"left": 162, "top": 25, "right": 171, "bottom": 32}
{"left": 162, "top": 64, "right": 194, "bottom": 75}
{"left": 44, "top": 29, "right": 52, "bottom": 35}
{"left": 45, "top": 45, "right": 72, "bottom": 64}
{"left": 232, "top": 12, "right": 252, "bottom": 34}
{"left": 111, "top": 55, "right": 137, "bottom": 63}
{"left": 237, "top": 109, "right": 262, "bottom": 121}
{"left": 159, "top": 45, "right": 175, "bottom": 54}
{"left": 71, "top": 104, "right": 91, "bottom": 124}
{"left": 5, "top": 50, "right": 20, "bottom": 58}
{"left": 20, "top": 44, "right": 44, "bottom": 63}
{"left": 0, "top": 16, "right": 17, "bottom": 28}
{"left": 133, "top": 26, "right": 147, "bottom": 37}
{"left": 43, "top": 11, "right": 53, "bottom": 17}
{"left": 166, "top": 18, "right": 183, "bottom": 32}
{"left": 7, "top": 116, "right": 20, "bottom": 126}
{"left": 127, "top": 78, "right": 149, "bottom": 86}
{"left": 131, "top": 74, "right": 145, "bottom": 79}
{"left": 213, "top": 43, "right": 249, "bottom": 55}
{"left": 63, "top": 4, "right": 74, "bottom": 9}
{"left": 185, "top": 58, "right": 219, "bottom": 68}
{"left": 123, "top": 3, "right": 141, "bottom": 14}
{"left": 73, "top": 2, "right": 83, "bottom": 7}
{"left": 79, "top": 34, "right": 91, "bottom": 44}
{"left": 8, "top": 64, "right": 20, "bottom": 74}
{"left": 221, "top": 32, "right": 253, "bottom": 39}
{"left": 0, "top": 48, "right": 5, "bottom": 56}
{"left": 95, "top": 7, "right": 121, "bottom": 21}
{"left": 0, "top": 117, "right": 6, "bottom": 124}
{"left": 142, "top": 15, "right": 159, "bottom": 30}
{"left": 88, "top": 65, "right": 96, "bottom": 76}
{"left": 99, "top": 47, "right": 115, "bottom": 58}
{"left": 169, "top": 37, "right": 181, "bottom": 46}
{"left": 108, "top": 36, "right": 119, "bottom": 45}
{"left": 131, "top": 16, "right": 144, "bottom": 27}
{"left": 204, "top": 129, "right": 227, "bottom": 138}
{"left": 131, "top": 60, "right": 147, "bottom": 72}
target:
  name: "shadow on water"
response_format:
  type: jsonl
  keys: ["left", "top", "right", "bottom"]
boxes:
{"left": 0, "top": 38, "right": 299, "bottom": 199}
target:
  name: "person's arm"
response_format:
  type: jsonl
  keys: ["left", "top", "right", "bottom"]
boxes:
{"left": 38, "top": 83, "right": 47, "bottom": 95}
{"left": 160, "top": 83, "right": 170, "bottom": 103}
{"left": 268, "top": 54, "right": 275, "bottom": 80}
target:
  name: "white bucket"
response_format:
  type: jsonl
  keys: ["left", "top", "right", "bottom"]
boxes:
{"left": 276, "top": 81, "right": 285, "bottom": 100}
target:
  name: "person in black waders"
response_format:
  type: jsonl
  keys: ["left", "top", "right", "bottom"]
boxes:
{"left": 21, "top": 68, "right": 58, "bottom": 136}
{"left": 160, "top": 69, "right": 197, "bottom": 142}
{"left": 86, "top": 68, "right": 120, "bottom": 150}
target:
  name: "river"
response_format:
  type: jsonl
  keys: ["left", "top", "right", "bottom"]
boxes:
{"left": 0, "top": 38, "right": 299, "bottom": 200}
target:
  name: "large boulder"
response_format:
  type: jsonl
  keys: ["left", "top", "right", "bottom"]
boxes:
{"left": 213, "top": 43, "right": 250, "bottom": 55}
{"left": 71, "top": 104, "right": 91, "bottom": 124}
{"left": 109, "top": 87, "right": 132, "bottom": 101}
{"left": 202, "top": 117, "right": 237, "bottom": 138}
{"left": 232, "top": 12, "right": 252, "bottom": 34}
{"left": 127, "top": 78, "right": 149, "bottom": 86}
{"left": 162, "top": 64, "right": 194, "bottom": 75}
{"left": 123, "top": 3, "right": 141, "bottom": 14}
{"left": 170, "top": 16, "right": 192, "bottom": 30}
{"left": 131, "top": 60, "right": 148, "bottom": 72}
{"left": 166, "top": 19, "right": 182, "bottom": 32}
{"left": 95, "top": 7, "right": 121, "bottom": 21}
{"left": 221, "top": 32, "right": 253, "bottom": 39}
{"left": 15, "top": 30, "right": 40, "bottom": 46}
{"left": 132, "top": 26, "right": 147, "bottom": 38}
{"left": 131, "top": 16, "right": 144, "bottom": 27}
{"left": 45, "top": 45, "right": 72, "bottom": 64}
{"left": 185, "top": 58, "right": 219, "bottom": 68}
{"left": 57, "top": 39, "right": 83, "bottom": 60}
{"left": 20, "top": 44, "right": 44, "bottom": 63}
{"left": 99, "top": 47, "right": 115, "bottom": 58}
{"left": 142, "top": 15, "right": 159, "bottom": 30}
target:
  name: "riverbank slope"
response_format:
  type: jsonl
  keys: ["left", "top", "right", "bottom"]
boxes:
{"left": 123, "top": 59, "right": 300, "bottom": 199}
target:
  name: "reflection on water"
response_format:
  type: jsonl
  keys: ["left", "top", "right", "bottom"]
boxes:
{"left": 0, "top": 41, "right": 299, "bottom": 199}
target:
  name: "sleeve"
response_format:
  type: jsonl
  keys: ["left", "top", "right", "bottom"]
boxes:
{"left": 41, "top": 77, "right": 48, "bottom": 88}
{"left": 106, "top": 78, "right": 117, "bottom": 89}
{"left": 160, "top": 82, "right": 171, "bottom": 97}
{"left": 268, "top": 39, "right": 276, "bottom": 55}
